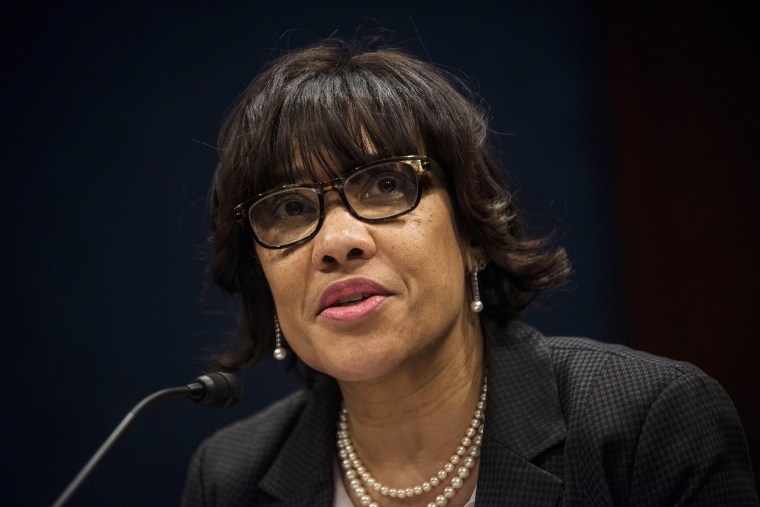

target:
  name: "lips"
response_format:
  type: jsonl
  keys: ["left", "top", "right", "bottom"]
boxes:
{"left": 318, "top": 278, "right": 390, "bottom": 321}
{"left": 335, "top": 293, "right": 373, "bottom": 306}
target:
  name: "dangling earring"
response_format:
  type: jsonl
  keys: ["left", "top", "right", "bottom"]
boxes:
{"left": 469, "top": 261, "right": 486, "bottom": 313}
{"left": 273, "top": 314, "right": 287, "bottom": 361}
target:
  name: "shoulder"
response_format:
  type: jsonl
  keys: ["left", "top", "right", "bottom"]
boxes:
{"left": 188, "top": 388, "right": 311, "bottom": 490}
{"left": 490, "top": 320, "right": 709, "bottom": 410}
{"left": 197, "top": 387, "right": 312, "bottom": 471}
{"left": 545, "top": 334, "right": 704, "bottom": 396}
{"left": 538, "top": 334, "right": 757, "bottom": 505}
{"left": 182, "top": 383, "right": 334, "bottom": 507}
{"left": 540, "top": 333, "right": 731, "bottom": 440}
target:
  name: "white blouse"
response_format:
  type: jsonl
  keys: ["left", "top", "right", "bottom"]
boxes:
{"left": 332, "top": 460, "right": 476, "bottom": 507}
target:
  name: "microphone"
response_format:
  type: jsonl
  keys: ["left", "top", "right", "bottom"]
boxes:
{"left": 187, "top": 372, "right": 244, "bottom": 408}
{"left": 51, "top": 372, "right": 243, "bottom": 507}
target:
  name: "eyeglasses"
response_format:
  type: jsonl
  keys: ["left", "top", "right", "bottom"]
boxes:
{"left": 234, "top": 155, "right": 443, "bottom": 249}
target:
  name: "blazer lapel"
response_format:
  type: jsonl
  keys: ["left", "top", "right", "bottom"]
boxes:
{"left": 258, "top": 380, "right": 342, "bottom": 507}
{"left": 477, "top": 319, "right": 566, "bottom": 505}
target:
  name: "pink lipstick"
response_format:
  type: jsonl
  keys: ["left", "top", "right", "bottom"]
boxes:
{"left": 318, "top": 278, "right": 389, "bottom": 322}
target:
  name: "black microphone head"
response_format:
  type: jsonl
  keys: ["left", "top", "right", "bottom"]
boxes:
{"left": 189, "top": 372, "right": 243, "bottom": 408}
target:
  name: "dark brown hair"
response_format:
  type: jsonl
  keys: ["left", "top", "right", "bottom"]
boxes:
{"left": 208, "top": 38, "right": 571, "bottom": 370}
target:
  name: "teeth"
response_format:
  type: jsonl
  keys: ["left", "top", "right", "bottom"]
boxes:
{"left": 336, "top": 293, "right": 369, "bottom": 306}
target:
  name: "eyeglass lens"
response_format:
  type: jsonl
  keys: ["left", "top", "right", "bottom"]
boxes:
{"left": 249, "top": 161, "right": 420, "bottom": 247}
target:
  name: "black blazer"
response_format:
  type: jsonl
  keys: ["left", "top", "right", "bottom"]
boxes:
{"left": 182, "top": 320, "right": 758, "bottom": 506}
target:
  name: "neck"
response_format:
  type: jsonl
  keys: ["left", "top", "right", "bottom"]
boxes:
{"left": 336, "top": 313, "right": 485, "bottom": 505}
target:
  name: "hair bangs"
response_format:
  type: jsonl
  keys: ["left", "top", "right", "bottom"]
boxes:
{"left": 262, "top": 67, "right": 429, "bottom": 189}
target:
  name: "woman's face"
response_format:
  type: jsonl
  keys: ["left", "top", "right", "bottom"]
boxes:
{"left": 256, "top": 171, "right": 476, "bottom": 383}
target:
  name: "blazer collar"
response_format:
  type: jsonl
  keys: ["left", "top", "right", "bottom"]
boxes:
{"left": 258, "top": 380, "right": 341, "bottom": 506}
{"left": 477, "top": 318, "right": 566, "bottom": 504}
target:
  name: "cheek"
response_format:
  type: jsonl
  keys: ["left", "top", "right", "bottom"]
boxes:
{"left": 413, "top": 197, "right": 467, "bottom": 258}
{"left": 257, "top": 252, "right": 315, "bottom": 355}
{"left": 256, "top": 250, "right": 307, "bottom": 308}
{"left": 399, "top": 207, "right": 468, "bottom": 292}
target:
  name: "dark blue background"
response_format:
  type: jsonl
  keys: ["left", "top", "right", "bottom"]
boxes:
{"left": 5, "top": 2, "right": 622, "bottom": 505}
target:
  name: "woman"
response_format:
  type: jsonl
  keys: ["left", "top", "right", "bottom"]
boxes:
{"left": 182, "top": 40, "right": 758, "bottom": 506}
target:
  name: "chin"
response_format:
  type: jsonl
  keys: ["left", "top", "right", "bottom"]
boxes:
{"left": 320, "top": 351, "right": 404, "bottom": 384}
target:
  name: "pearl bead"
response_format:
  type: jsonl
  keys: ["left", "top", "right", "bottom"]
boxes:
{"left": 444, "top": 463, "right": 454, "bottom": 473}
{"left": 428, "top": 503, "right": 436, "bottom": 507}
{"left": 355, "top": 487, "right": 366, "bottom": 496}
{"left": 436, "top": 494, "right": 448, "bottom": 506}
{"left": 451, "top": 454, "right": 460, "bottom": 465}
{"left": 461, "top": 436, "right": 472, "bottom": 447}
{"left": 464, "top": 457, "right": 475, "bottom": 468}
{"left": 451, "top": 476, "right": 463, "bottom": 489}
{"left": 474, "top": 434, "right": 482, "bottom": 446}
{"left": 273, "top": 347, "right": 287, "bottom": 360}
{"left": 470, "top": 300, "right": 483, "bottom": 312}
{"left": 423, "top": 482, "right": 432, "bottom": 492}
{"left": 414, "top": 486, "right": 423, "bottom": 495}
{"left": 444, "top": 486, "right": 456, "bottom": 498}
{"left": 397, "top": 489, "right": 406, "bottom": 498}
{"left": 470, "top": 445, "right": 481, "bottom": 457}
{"left": 346, "top": 469, "right": 357, "bottom": 479}
{"left": 360, "top": 496, "right": 372, "bottom": 506}
{"left": 430, "top": 476, "right": 440, "bottom": 486}
{"left": 458, "top": 466, "right": 470, "bottom": 478}
{"left": 406, "top": 487, "right": 415, "bottom": 497}
{"left": 437, "top": 469, "right": 448, "bottom": 480}
{"left": 389, "top": 488, "right": 397, "bottom": 497}
{"left": 380, "top": 486, "right": 388, "bottom": 496}
{"left": 369, "top": 503, "right": 379, "bottom": 507}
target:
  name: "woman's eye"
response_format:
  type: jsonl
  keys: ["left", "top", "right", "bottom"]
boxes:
{"left": 265, "top": 194, "right": 317, "bottom": 220}
{"left": 281, "top": 200, "right": 306, "bottom": 216}
{"left": 345, "top": 164, "right": 417, "bottom": 208}
{"left": 360, "top": 170, "right": 414, "bottom": 199}
{"left": 373, "top": 176, "right": 400, "bottom": 195}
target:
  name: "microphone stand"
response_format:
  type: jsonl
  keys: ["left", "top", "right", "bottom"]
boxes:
{"left": 51, "top": 386, "right": 190, "bottom": 507}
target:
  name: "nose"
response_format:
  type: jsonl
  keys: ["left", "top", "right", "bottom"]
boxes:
{"left": 311, "top": 196, "right": 377, "bottom": 270}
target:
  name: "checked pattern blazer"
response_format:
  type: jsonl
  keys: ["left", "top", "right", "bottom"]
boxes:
{"left": 182, "top": 320, "right": 759, "bottom": 506}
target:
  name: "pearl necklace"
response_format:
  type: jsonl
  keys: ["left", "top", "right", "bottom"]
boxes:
{"left": 336, "top": 375, "right": 487, "bottom": 507}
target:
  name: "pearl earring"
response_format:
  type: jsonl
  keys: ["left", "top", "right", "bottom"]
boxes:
{"left": 469, "top": 261, "right": 485, "bottom": 313}
{"left": 273, "top": 314, "right": 287, "bottom": 361}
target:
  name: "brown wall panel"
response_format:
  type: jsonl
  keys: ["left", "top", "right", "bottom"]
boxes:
{"left": 607, "top": 1, "right": 759, "bottom": 482}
